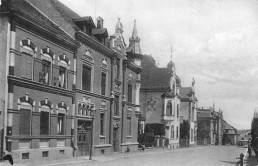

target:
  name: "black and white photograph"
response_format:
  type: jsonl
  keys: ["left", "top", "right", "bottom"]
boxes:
{"left": 0, "top": 0, "right": 258, "bottom": 165}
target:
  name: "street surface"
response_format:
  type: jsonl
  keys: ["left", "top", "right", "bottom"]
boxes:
{"left": 47, "top": 146, "right": 246, "bottom": 166}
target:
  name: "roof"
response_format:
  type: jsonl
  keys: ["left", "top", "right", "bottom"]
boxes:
{"left": 223, "top": 120, "right": 237, "bottom": 134}
{"left": 198, "top": 111, "right": 211, "bottom": 118}
{"left": 92, "top": 28, "right": 108, "bottom": 37}
{"left": 179, "top": 87, "right": 197, "bottom": 101}
{"left": 0, "top": 0, "right": 76, "bottom": 42}
{"left": 141, "top": 55, "right": 172, "bottom": 90}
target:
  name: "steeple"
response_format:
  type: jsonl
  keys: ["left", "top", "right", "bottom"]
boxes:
{"left": 115, "top": 18, "right": 123, "bottom": 34}
{"left": 192, "top": 77, "right": 195, "bottom": 86}
{"left": 129, "top": 19, "right": 141, "bottom": 54}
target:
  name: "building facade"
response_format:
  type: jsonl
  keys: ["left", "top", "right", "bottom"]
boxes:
{"left": 0, "top": 0, "right": 141, "bottom": 162}
{"left": 140, "top": 56, "right": 181, "bottom": 149}
{"left": 179, "top": 79, "right": 198, "bottom": 146}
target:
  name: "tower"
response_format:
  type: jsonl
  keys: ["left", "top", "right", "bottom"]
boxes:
{"left": 129, "top": 19, "right": 141, "bottom": 54}
{"left": 115, "top": 18, "right": 123, "bottom": 34}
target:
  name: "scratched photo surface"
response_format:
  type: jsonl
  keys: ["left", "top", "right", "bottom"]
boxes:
{"left": 0, "top": 0, "right": 257, "bottom": 165}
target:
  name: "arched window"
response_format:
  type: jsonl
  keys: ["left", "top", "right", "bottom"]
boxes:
{"left": 166, "top": 101, "right": 172, "bottom": 116}
{"left": 39, "top": 98, "right": 53, "bottom": 135}
{"left": 18, "top": 93, "right": 35, "bottom": 136}
{"left": 170, "top": 125, "right": 174, "bottom": 139}
{"left": 57, "top": 101, "right": 68, "bottom": 135}
{"left": 57, "top": 54, "right": 70, "bottom": 89}
{"left": 20, "top": 38, "right": 37, "bottom": 80}
{"left": 40, "top": 47, "right": 55, "bottom": 84}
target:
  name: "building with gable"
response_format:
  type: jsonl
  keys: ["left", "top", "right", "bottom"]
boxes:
{"left": 222, "top": 120, "right": 238, "bottom": 145}
{"left": 179, "top": 79, "right": 198, "bottom": 146}
{"left": 0, "top": 0, "right": 142, "bottom": 162}
{"left": 140, "top": 55, "right": 182, "bottom": 149}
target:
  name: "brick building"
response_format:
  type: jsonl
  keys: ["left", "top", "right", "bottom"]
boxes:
{"left": 140, "top": 56, "right": 181, "bottom": 149}
{"left": 0, "top": 0, "right": 142, "bottom": 162}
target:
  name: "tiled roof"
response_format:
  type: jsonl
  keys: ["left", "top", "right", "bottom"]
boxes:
{"left": 26, "top": 0, "right": 79, "bottom": 38}
{"left": 141, "top": 55, "right": 172, "bottom": 90}
{"left": 0, "top": 0, "right": 76, "bottom": 42}
{"left": 92, "top": 28, "right": 108, "bottom": 36}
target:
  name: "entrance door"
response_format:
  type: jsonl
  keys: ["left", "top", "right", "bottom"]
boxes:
{"left": 113, "top": 128, "right": 119, "bottom": 152}
{"left": 77, "top": 120, "right": 91, "bottom": 156}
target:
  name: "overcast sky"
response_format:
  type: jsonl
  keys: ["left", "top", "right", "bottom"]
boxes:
{"left": 59, "top": 0, "right": 258, "bottom": 130}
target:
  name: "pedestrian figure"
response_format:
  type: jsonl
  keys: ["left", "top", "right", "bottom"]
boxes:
{"left": 125, "top": 146, "right": 130, "bottom": 153}
{"left": 248, "top": 147, "right": 252, "bottom": 157}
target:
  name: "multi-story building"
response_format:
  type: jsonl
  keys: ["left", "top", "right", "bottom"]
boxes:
{"left": 140, "top": 56, "right": 181, "bottom": 149}
{"left": 197, "top": 107, "right": 217, "bottom": 145}
{"left": 0, "top": 0, "right": 142, "bottom": 162}
{"left": 179, "top": 79, "right": 198, "bottom": 146}
{"left": 222, "top": 120, "right": 238, "bottom": 145}
{"left": 197, "top": 106, "right": 224, "bottom": 146}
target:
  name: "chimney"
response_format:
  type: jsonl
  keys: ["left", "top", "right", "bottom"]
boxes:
{"left": 96, "top": 16, "right": 103, "bottom": 28}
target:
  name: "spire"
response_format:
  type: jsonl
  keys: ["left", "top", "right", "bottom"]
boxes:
{"left": 129, "top": 19, "right": 141, "bottom": 54}
{"left": 115, "top": 17, "right": 123, "bottom": 34}
{"left": 192, "top": 77, "right": 195, "bottom": 86}
{"left": 132, "top": 19, "right": 138, "bottom": 39}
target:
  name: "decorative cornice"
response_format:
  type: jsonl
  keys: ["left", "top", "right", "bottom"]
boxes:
{"left": 127, "top": 61, "right": 143, "bottom": 74}
{"left": 75, "top": 89, "right": 110, "bottom": 100}
{"left": 8, "top": 75, "right": 75, "bottom": 97}
{"left": 7, "top": 135, "right": 73, "bottom": 140}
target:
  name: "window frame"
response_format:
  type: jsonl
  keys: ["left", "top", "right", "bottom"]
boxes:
{"left": 127, "top": 84, "right": 133, "bottom": 103}
{"left": 82, "top": 65, "right": 92, "bottom": 91}
{"left": 127, "top": 116, "right": 132, "bottom": 136}
{"left": 101, "top": 72, "right": 107, "bottom": 96}
{"left": 100, "top": 113, "right": 105, "bottom": 136}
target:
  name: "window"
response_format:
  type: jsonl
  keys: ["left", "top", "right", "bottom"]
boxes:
{"left": 100, "top": 113, "right": 105, "bottom": 135}
{"left": 116, "top": 58, "right": 120, "bottom": 79}
{"left": 170, "top": 125, "right": 174, "bottom": 138}
{"left": 59, "top": 67, "right": 66, "bottom": 88}
{"left": 82, "top": 66, "right": 91, "bottom": 91}
{"left": 101, "top": 73, "right": 106, "bottom": 95}
{"left": 41, "top": 60, "right": 51, "bottom": 84}
{"left": 176, "top": 126, "right": 179, "bottom": 138}
{"left": 21, "top": 53, "right": 33, "bottom": 79}
{"left": 177, "top": 104, "right": 179, "bottom": 118}
{"left": 57, "top": 113, "right": 65, "bottom": 135}
{"left": 40, "top": 111, "right": 49, "bottom": 135}
{"left": 127, "top": 117, "right": 132, "bottom": 135}
{"left": 19, "top": 109, "right": 31, "bottom": 135}
{"left": 127, "top": 84, "right": 132, "bottom": 103}
{"left": 114, "top": 96, "right": 119, "bottom": 116}
{"left": 191, "top": 129, "right": 193, "bottom": 141}
{"left": 166, "top": 102, "right": 172, "bottom": 116}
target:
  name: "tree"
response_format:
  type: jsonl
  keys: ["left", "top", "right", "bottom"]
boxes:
{"left": 180, "top": 120, "right": 190, "bottom": 139}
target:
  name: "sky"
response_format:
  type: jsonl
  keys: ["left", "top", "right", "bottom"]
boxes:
{"left": 59, "top": 0, "right": 258, "bottom": 130}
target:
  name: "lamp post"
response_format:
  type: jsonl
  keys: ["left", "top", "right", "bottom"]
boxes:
{"left": 89, "top": 104, "right": 96, "bottom": 160}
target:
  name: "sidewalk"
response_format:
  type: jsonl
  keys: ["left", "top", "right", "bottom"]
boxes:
{"left": 245, "top": 150, "right": 258, "bottom": 166}
{"left": 19, "top": 147, "right": 170, "bottom": 166}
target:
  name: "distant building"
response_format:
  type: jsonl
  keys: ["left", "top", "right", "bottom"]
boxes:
{"left": 222, "top": 120, "right": 238, "bottom": 145}
{"left": 140, "top": 55, "right": 181, "bottom": 149}
{"left": 197, "top": 107, "right": 216, "bottom": 145}
{"left": 237, "top": 130, "right": 251, "bottom": 146}
{"left": 197, "top": 106, "right": 224, "bottom": 146}
{"left": 179, "top": 79, "right": 198, "bottom": 146}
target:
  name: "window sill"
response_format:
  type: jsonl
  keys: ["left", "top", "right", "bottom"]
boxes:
{"left": 99, "top": 135, "right": 105, "bottom": 138}
{"left": 126, "top": 136, "right": 132, "bottom": 138}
